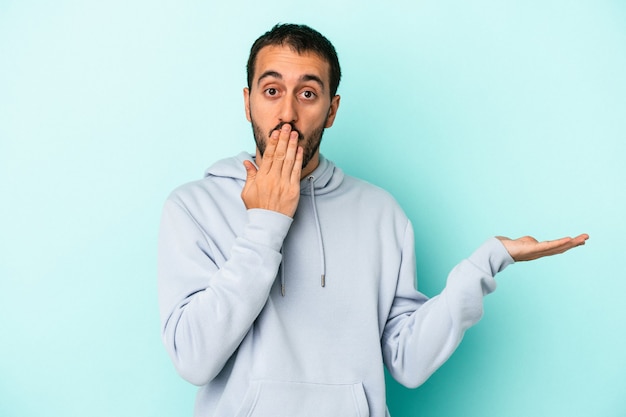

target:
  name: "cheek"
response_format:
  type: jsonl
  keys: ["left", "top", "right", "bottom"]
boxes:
{"left": 301, "top": 103, "right": 329, "bottom": 122}
{"left": 308, "top": 109, "right": 331, "bottom": 131}
{"left": 249, "top": 100, "right": 276, "bottom": 123}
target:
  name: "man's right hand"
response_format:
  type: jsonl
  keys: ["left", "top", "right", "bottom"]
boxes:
{"left": 241, "top": 124, "right": 303, "bottom": 218}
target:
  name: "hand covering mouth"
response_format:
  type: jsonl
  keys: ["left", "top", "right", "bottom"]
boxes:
{"left": 270, "top": 122, "right": 304, "bottom": 141}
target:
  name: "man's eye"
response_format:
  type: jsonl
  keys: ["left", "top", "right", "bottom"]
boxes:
{"left": 302, "top": 90, "right": 316, "bottom": 99}
{"left": 266, "top": 88, "right": 278, "bottom": 96}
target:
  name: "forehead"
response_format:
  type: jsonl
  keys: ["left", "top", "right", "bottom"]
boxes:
{"left": 253, "top": 45, "right": 330, "bottom": 85}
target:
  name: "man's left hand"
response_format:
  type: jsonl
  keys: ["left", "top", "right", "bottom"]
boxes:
{"left": 496, "top": 234, "right": 589, "bottom": 262}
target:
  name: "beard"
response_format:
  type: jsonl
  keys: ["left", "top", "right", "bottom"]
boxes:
{"left": 251, "top": 119, "right": 326, "bottom": 171}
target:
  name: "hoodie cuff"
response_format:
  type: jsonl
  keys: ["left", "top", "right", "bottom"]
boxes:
{"left": 242, "top": 209, "right": 293, "bottom": 251}
{"left": 468, "top": 237, "right": 515, "bottom": 276}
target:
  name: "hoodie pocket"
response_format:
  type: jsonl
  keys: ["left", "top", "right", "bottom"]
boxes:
{"left": 234, "top": 380, "right": 370, "bottom": 417}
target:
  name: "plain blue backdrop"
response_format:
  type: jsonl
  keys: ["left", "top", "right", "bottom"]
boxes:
{"left": 1, "top": 1, "right": 625, "bottom": 416}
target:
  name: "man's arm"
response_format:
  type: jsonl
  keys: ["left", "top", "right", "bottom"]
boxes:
{"left": 158, "top": 204, "right": 290, "bottom": 385}
{"left": 158, "top": 126, "right": 303, "bottom": 386}
{"left": 383, "top": 226, "right": 588, "bottom": 388}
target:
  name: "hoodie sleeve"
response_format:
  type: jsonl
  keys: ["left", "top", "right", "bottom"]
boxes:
{"left": 381, "top": 221, "right": 514, "bottom": 388}
{"left": 157, "top": 198, "right": 291, "bottom": 386}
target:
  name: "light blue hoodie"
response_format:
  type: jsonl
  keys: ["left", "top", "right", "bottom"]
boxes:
{"left": 158, "top": 152, "right": 514, "bottom": 417}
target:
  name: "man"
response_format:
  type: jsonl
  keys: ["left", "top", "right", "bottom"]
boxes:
{"left": 158, "top": 24, "right": 588, "bottom": 417}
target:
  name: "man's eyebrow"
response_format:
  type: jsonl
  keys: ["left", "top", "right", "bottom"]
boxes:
{"left": 256, "top": 70, "right": 326, "bottom": 92}
{"left": 257, "top": 70, "right": 282, "bottom": 86}
{"left": 301, "top": 74, "right": 325, "bottom": 92}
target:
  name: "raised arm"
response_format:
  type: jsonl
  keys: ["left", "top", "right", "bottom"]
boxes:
{"left": 383, "top": 228, "right": 589, "bottom": 388}
{"left": 158, "top": 126, "right": 303, "bottom": 386}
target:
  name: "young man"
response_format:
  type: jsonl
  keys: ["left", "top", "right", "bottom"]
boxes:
{"left": 158, "top": 24, "right": 588, "bottom": 417}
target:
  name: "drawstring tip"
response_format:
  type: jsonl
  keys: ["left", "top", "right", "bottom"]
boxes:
{"left": 321, "top": 274, "right": 325, "bottom": 288}
{"left": 281, "top": 284, "right": 285, "bottom": 297}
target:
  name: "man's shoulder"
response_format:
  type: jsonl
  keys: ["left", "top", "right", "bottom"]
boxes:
{"left": 165, "top": 152, "right": 249, "bottom": 208}
{"left": 338, "top": 173, "right": 407, "bottom": 215}
{"left": 342, "top": 173, "right": 399, "bottom": 200}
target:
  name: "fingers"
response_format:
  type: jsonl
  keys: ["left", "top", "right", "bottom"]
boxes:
{"left": 290, "top": 146, "right": 304, "bottom": 185}
{"left": 572, "top": 233, "right": 590, "bottom": 246}
{"left": 522, "top": 237, "right": 574, "bottom": 259}
{"left": 242, "top": 123, "right": 303, "bottom": 217}
{"left": 259, "top": 130, "right": 279, "bottom": 174}
{"left": 498, "top": 233, "right": 589, "bottom": 262}
{"left": 260, "top": 124, "right": 301, "bottom": 177}
{"left": 280, "top": 131, "right": 299, "bottom": 176}
{"left": 243, "top": 160, "right": 257, "bottom": 179}
{"left": 536, "top": 239, "right": 574, "bottom": 258}
{"left": 542, "top": 234, "right": 589, "bottom": 254}
{"left": 240, "top": 160, "right": 258, "bottom": 209}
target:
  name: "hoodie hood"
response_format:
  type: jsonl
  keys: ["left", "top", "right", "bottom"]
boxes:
{"left": 204, "top": 151, "right": 345, "bottom": 196}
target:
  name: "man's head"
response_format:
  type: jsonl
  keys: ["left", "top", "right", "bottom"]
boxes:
{"left": 244, "top": 24, "right": 342, "bottom": 176}
{"left": 247, "top": 24, "right": 341, "bottom": 98}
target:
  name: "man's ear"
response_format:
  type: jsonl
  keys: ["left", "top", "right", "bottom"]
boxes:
{"left": 243, "top": 87, "right": 251, "bottom": 122}
{"left": 324, "top": 95, "right": 341, "bottom": 128}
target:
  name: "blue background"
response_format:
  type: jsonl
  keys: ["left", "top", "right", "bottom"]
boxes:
{"left": 1, "top": 0, "right": 625, "bottom": 416}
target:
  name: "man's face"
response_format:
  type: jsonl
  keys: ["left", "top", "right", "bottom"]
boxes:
{"left": 244, "top": 45, "right": 340, "bottom": 175}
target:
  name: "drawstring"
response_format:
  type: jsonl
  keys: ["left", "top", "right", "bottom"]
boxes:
{"left": 309, "top": 176, "right": 326, "bottom": 288}
{"left": 279, "top": 176, "right": 327, "bottom": 296}
{"left": 280, "top": 252, "right": 286, "bottom": 296}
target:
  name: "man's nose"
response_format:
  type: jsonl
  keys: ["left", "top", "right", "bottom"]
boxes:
{"left": 278, "top": 96, "right": 298, "bottom": 123}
